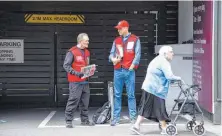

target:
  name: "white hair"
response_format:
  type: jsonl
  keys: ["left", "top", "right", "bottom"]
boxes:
{"left": 158, "top": 46, "right": 173, "bottom": 56}
{"left": 77, "top": 33, "right": 88, "bottom": 43}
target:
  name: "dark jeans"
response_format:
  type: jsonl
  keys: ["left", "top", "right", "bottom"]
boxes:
{"left": 65, "top": 82, "right": 90, "bottom": 123}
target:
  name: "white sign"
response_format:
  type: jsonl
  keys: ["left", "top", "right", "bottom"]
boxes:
{"left": 0, "top": 39, "right": 24, "bottom": 63}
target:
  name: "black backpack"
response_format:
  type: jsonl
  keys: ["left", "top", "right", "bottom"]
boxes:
{"left": 92, "top": 101, "right": 111, "bottom": 124}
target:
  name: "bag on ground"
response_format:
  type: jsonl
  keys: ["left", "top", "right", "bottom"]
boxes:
{"left": 92, "top": 101, "right": 111, "bottom": 124}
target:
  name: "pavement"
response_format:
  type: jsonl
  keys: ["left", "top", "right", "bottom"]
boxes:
{"left": 0, "top": 107, "right": 221, "bottom": 136}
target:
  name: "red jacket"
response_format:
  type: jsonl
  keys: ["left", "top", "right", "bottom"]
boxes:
{"left": 114, "top": 34, "right": 139, "bottom": 70}
{"left": 67, "top": 46, "right": 90, "bottom": 82}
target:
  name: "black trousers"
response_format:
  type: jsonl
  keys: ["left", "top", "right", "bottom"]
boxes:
{"left": 65, "top": 82, "right": 90, "bottom": 123}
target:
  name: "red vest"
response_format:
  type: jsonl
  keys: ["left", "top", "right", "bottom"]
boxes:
{"left": 67, "top": 46, "right": 90, "bottom": 82}
{"left": 114, "top": 34, "right": 139, "bottom": 70}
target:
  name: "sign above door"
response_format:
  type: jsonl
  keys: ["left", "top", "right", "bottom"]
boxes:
{"left": 24, "top": 14, "right": 85, "bottom": 24}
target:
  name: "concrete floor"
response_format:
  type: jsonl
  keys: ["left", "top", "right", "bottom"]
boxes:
{"left": 0, "top": 107, "right": 221, "bottom": 136}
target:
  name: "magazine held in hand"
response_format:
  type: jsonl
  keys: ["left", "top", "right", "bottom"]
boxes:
{"left": 80, "top": 64, "right": 96, "bottom": 79}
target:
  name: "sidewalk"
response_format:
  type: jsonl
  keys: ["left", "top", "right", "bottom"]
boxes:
{"left": 0, "top": 108, "right": 221, "bottom": 136}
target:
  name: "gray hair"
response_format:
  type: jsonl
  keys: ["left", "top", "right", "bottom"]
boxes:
{"left": 77, "top": 33, "right": 88, "bottom": 43}
{"left": 158, "top": 46, "right": 173, "bottom": 56}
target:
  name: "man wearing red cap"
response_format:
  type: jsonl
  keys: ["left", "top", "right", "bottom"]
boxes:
{"left": 109, "top": 20, "right": 141, "bottom": 126}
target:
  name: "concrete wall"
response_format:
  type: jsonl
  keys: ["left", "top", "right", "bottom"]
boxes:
{"left": 213, "top": 1, "right": 222, "bottom": 125}
{"left": 218, "top": 0, "right": 222, "bottom": 106}
{"left": 218, "top": 0, "right": 222, "bottom": 124}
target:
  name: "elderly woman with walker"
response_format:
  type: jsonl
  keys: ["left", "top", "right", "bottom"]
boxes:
{"left": 130, "top": 46, "right": 181, "bottom": 135}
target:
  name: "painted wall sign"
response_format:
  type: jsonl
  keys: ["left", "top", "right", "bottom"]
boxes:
{"left": 0, "top": 39, "right": 24, "bottom": 63}
{"left": 193, "top": 1, "right": 213, "bottom": 113}
{"left": 24, "top": 14, "right": 85, "bottom": 24}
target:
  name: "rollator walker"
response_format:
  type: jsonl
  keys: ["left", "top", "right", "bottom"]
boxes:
{"left": 160, "top": 80, "right": 205, "bottom": 136}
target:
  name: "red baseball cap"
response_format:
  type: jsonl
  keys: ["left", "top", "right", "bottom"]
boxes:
{"left": 114, "top": 20, "right": 129, "bottom": 29}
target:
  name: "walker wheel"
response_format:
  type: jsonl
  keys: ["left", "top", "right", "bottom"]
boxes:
{"left": 186, "top": 120, "right": 195, "bottom": 131}
{"left": 193, "top": 124, "right": 205, "bottom": 136}
{"left": 166, "top": 124, "right": 177, "bottom": 136}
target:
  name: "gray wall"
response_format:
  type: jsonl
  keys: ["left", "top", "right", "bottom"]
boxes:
{"left": 212, "top": 1, "right": 222, "bottom": 125}
{"left": 219, "top": 0, "right": 222, "bottom": 106}
{"left": 178, "top": 1, "right": 193, "bottom": 43}
{"left": 219, "top": 0, "right": 222, "bottom": 124}
{"left": 212, "top": 0, "right": 221, "bottom": 125}
{"left": 215, "top": 0, "right": 222, "bottom": 124}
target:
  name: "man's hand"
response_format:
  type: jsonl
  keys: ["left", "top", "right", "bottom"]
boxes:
{"left": 77, "top": 72, "right": 84, "bottom": 78}
{"left": 112, "top": 57, "right": 121, "bottom": 65}
{"left": 129, "top": 64, "right": 135, "bottom": 71}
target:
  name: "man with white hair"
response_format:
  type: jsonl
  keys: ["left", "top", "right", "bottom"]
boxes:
{"left": 63, "top": 33, "right": 95, "bottom": 128}
{"left": 130, "top": 45, "right": 181, "bottom": 135}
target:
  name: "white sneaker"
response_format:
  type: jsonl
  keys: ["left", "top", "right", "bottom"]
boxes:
{"left": 130, "top": 126, "right": 141, "bottom": 135}
{"left": 160, "top": 128, "right": 167, "bottom": 135}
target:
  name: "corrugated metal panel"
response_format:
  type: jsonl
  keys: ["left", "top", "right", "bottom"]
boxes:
{"left": 0, "top": 1, "right": 178, "bottom": 107}
{"left": 0, "top": 12, "right": 55, "bottom": 104}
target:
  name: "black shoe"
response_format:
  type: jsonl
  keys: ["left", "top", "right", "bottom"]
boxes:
{"left": 81, "top": 121, "right": 95, "bottom": 126}
{"left": 66, "top": 122, "right": 73, "bottom": 128}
